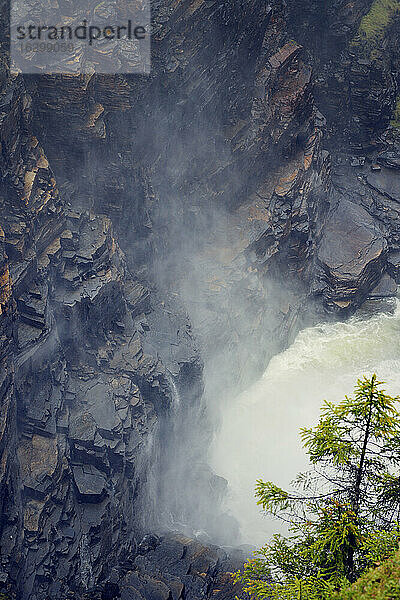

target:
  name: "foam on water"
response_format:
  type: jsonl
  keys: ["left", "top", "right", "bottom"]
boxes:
{"left": 210, "top": 300, "right": 400, "bottom": 546}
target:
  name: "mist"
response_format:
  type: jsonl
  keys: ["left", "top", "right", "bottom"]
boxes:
{"left": 143, "top": 125, "right": 308, "bottom": 547}
{"left": 150, "top": 178, "right": 400, "bottom": 549}
{"left": 211, "top": 299, "right": 400, "bottom": 546}
{"left": 22, "top": 10, "right": 396, "bottom": 556}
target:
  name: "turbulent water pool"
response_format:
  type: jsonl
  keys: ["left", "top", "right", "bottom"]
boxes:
{"left": 210, "top": 299, "right": 400, "bottom": 546}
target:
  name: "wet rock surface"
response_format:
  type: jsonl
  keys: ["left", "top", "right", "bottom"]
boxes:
{"left": 118, "top": 533, "right": 245, "bottom": 600}
{"left": 317, "top": 198, "right": 387, "bottom": 310}
{"left": 0, "top": 70, "right": 206, "bottom": 598}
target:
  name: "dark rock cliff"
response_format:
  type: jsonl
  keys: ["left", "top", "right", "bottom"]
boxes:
{"left": 0, "top": 0, "right": 400, "bottom": 599}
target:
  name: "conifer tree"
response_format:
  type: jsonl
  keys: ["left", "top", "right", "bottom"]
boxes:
{"left": 234, "top": 376, "right": 400, "bottom": 599}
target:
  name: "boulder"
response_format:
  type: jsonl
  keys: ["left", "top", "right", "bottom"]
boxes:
{"left": 318, "top": 199, "right": 387, "bottom": 309}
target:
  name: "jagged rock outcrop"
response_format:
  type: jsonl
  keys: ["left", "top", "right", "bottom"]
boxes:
{"left": 281, "top": 0, "right": 400, "bottom": 311}
{"left": 286, "top": 0, "right": 399, "bottom": 147}
{"left": 316, "top": 198, "right": 387, "bottom": 310}
{"left": 24, "top": 0, "right": 398, "bottom": 323}
{"left": 0, "top": 70, "right": 209, "bottom": 599}
{"left": 15, "top": 0, "right": 332, "bottom": 387}
{"left": 117, "top": 533, "right": 244, "bottom": 600}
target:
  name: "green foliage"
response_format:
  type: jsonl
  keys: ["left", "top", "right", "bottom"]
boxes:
{"left": 234, "top": 376, "right": 400, "bottom": 600}
{"left": 334, "top": 550, "right": 400, "bottom": 600}
{"left": 351, "top": 0, "right": 400, "bottom": 59}
{"left": 359, "top": 527, "right": 400, "bottom": 567}
{"left": 234, "top": 568, "right": 339, "bottom": 600}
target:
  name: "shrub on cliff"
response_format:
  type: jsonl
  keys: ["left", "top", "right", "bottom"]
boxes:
{"left": 234, "top": 376, "right": 400, "bottom": 599}
{"left": 351, "top": 0, "right": 400, "bottom": 59}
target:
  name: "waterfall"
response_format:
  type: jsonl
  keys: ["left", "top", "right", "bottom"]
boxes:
{"left": 167, "top": 372, "right": 181, "bottom": 412}
{"left": 210, "top": 299, "right": 400, "bottom": 546}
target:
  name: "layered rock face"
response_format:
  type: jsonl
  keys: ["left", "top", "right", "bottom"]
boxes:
{"left": 25, "top": 0, "right": 332, "bottom": 390}
{"left": 1, "top": 0, "right": 400, "bottom": 599}
{"left": 286, "top": 0, "right": 398, "bottom": 146}
{"left": 283, "top": 0, "right": 400, "bottom": 311}
{"left": 0, "top": 71, "right": 214, "bottom": 599}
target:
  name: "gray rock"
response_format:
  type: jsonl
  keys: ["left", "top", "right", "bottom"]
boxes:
{"left": 367, "top": 169, "right": 400, "bottom": 203}
{"left": 318, "top": 199, "right": 387, "bottom": 309}
{"left": 388, "top": 251, "right": 400, "bottom": 282}
{"left": 368, "top": 273, "right": 397, "bottom": 299}
{"left": 72, "top": 465, "right": 106, "bottom": 502}
{"left": 377, "top": 151, "right": 400, "bottom": 170}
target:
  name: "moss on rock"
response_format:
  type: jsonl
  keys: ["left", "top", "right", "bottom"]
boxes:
{"left": 334, "top": 550, "right": 400, "bottom": 600}
{"left": 352, "top": 0, "right": 400, "bottom": 57}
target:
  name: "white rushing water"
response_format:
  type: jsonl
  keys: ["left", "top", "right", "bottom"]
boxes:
{"left": 210, "top": 299, "right": 400, "bottom": 546}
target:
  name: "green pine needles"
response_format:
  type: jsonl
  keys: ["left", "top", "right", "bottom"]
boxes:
{"left": 234, "top": 375, "right": 400, "bottom": 599}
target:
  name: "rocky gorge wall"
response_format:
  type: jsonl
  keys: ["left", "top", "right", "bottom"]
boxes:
{"left": 1, "top": 0, "right": 400, "bottom": 599}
